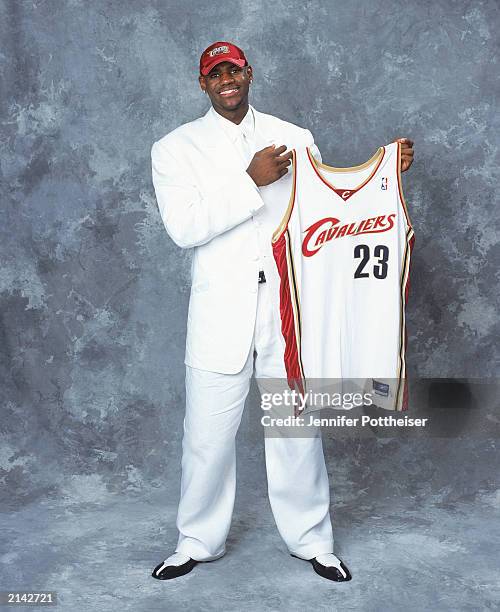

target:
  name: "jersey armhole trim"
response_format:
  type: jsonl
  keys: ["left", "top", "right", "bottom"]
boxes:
{"left": 271, "top": 148, "right": 297, "bottom": 244}
{"left": 396, "top": 141, "right": 413, "bottom": 230}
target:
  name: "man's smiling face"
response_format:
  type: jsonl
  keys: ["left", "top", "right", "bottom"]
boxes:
{"left": 199, "top": 61, "right": 253, "bottom": 114}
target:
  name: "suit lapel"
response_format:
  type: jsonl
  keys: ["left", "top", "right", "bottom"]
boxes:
{"left": 252, "top": 107, "right": 278, "bottom": 150}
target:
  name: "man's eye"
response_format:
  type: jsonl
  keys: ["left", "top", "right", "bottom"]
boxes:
{"left": 210, "top": 73, "right": 219, "bottom": 79}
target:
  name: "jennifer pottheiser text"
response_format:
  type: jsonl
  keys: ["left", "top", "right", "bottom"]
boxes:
{"left": 261, "top": 414, "right": 429, "bottom": 428}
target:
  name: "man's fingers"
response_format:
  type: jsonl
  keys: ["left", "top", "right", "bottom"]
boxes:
{"left": 396, "top": 137, "right": 414, "bottom": 146}
{"left": 276, "top": 151, "right": 293, "bottom": 163}
{"left": 278, "top": 159, "right": 292, "bottom": 168}
{"left": 258, "top": 144, "right": 290, "bottom": 157}
{"left": 273, "top": 144, "right": 288, "bottom": 155}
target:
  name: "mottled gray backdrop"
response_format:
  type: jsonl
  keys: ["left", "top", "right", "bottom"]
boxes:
{"left": 1, "top": 1, "right": 499, "bottom": 610}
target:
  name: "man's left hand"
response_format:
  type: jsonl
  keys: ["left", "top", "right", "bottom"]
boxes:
{"left": 394, "top": 137, "right": 414, "bottom": 172}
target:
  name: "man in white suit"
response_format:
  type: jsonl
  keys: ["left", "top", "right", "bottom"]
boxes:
{"left": 150, "top": 41, "right": 414, "bottom": 582}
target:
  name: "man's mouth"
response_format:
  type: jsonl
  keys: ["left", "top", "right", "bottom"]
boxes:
{"left": 219, "top": 87, "right": 239, "bottom": 97}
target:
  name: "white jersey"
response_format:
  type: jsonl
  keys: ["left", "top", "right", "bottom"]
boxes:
{"left": 271, "top": 141, "right": 415, "bottom": 412}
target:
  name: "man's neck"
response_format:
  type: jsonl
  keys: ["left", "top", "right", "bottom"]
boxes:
{"left": 212, "top": 102, "right": 250, "bottom": 125}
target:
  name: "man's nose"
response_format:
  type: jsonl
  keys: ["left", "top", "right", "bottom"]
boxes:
{"left": 219, "top": 71, "right": 235, "bottom": 85}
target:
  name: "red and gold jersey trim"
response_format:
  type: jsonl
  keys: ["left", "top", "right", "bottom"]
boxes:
{"left": 306, "top": 145, "right": 385, "bottom": 202}
{"left": 394, "top": 226, "right": 415, "bottom": 410}
{"left": 272, "top": 228, "right": 306, "bottom": 399}
{"left": 272, "top": 149, "right": 297, "bottom": 244}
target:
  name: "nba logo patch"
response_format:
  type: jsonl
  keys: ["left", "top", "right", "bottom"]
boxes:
{"left": 372, "top": 379, "right": 390, "bottom": 397}
{"left": 381, "top": 177, "right": 388, "bottom": 190}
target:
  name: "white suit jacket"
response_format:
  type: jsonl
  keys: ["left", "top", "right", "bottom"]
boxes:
{"left": 151, "top": 104, "right": 321, "bottom": 374}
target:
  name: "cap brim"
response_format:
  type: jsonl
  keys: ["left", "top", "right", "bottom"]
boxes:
{"left": 201, "top": 57, "right": 246, "bottom": 76}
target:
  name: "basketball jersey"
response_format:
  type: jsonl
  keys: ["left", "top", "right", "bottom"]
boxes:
{"left": 271, "top": 141, "right": 415, "bottom": 413}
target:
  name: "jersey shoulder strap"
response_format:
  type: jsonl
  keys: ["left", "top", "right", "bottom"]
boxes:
{"left": 271, "top": 146, "right": 299, "bottom": 243}
{"left": 393, "top": 140, "right": 413, "bottom": 230}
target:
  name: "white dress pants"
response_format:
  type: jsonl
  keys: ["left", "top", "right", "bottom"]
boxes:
{"left": 174, "top": 279, "right": 334, "bottom": 561}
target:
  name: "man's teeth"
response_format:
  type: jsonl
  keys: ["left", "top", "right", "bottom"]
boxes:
{"left": 220, "top": 88, "right": 238, "bottom": 95}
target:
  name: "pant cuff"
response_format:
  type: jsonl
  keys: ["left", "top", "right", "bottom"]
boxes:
{"left": 175, "top": 542, "right": 226, "bottom": 562}
{"left": 288, "top": 540, "right": 335, "bottom": 561}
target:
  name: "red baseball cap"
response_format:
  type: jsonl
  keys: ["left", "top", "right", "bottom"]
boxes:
{"left": 199, "top": 41, "right": 248, "bottom": 76}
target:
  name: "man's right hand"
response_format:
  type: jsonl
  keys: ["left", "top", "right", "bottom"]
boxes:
{"left": 246, "top": 145, "right": 293, "bottom": 187}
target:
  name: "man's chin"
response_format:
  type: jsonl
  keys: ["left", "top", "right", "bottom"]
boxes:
{"left": 220, "top": 101, "right": 240, "bottom": 110}
{"left": 216, "top": 94, "right": 246, "bottom": 109}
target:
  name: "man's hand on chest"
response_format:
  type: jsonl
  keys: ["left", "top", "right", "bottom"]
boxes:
{"left": 246, "top": 144, "right": 293, "bottom": 187}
